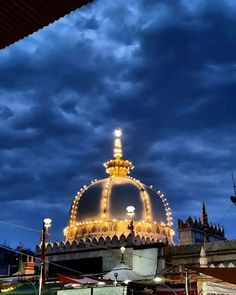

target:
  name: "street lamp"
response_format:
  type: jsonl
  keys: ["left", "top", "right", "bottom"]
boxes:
{"left": 126, "top": 206, "right": 135, "bottom": 233}
{"left": 39, "top": 218, "right": 52, "bottom": 295}
{"left": 120, "top": 246, "right": 126, "bottom": 264}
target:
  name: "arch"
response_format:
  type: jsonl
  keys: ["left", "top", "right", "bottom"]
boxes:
{"left": 112, "top": 224, "right": 118, "bottom": 232}
{"left": 92, "top": 237, "right": 98, "bottom": 245}
{"left": 59, "top": 241, "right": 65, "bottom": 248}
{"left": 120, "top": 234, "right": 126, "bottom": 244}
{"left": 127, "top": 233, "right": 134, "bottom": 244}
{"left": 46, "top": 243, "right": 53, "bottom": 251}
{"left": 156, "top": 227, "right": 160, "bottom": 234}
{"left": 65, "top": 241, "right": 71, "bottom": 250}
{"left": 135, "top": 235, "right": 141, "bottom": 244}
{"left": 85, "top": 238, "right": 92, "bottom": 247}
{"left": 112, "top": 235, "right": 119, "bottom": 245}
{"left": 141, "top": 236, "right": 146, "bottom": 244}
{"left": 105, "top": 236, "right": 111, "bottom": 245}
{"left": 98, "top": 236, "right": 105, "bottom": 245}
{"left": 136, "top": 226, "right": 142, "bottom": 233}
{"left": 145, "top": 237, "right": 150, "bottom": 244}
{"left": 78, "top": 239, "right": 85, "bottom": 248}
{"left": 53, "top": 242, "right": 59, "bottom": 251}
{"left": 91, "top": 226, "right": 97, "bottom": 233}
{"left": 71, "top": 240, "right": 78, "bottom": 249}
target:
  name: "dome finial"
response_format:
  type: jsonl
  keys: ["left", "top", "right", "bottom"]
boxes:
{"left": 103, "top": 129, "right": 134, "bottom": 177}
{"left": 113, "top": 128, "right": 123, "bottom": 158}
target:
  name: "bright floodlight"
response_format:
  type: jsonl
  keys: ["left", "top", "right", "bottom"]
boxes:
{"left": 114, "top": 128, "right": 122, "bottom": 137}
{"left": 44, "top": 218, "right": 52, "bottom": 227}
{"left": 126, "top": 206, "right": 135, "bottom": 213}
{"left": 120, "top": 246, "right": 126, "bottom": 254}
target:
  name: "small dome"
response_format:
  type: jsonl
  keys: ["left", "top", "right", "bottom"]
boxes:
{"left": 64, "top": 129, "right": 174, "bottom": 244}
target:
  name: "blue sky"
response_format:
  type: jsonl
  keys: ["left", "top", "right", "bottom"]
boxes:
{"left": 0, "top": 0, "right": 236, "bottom": 249}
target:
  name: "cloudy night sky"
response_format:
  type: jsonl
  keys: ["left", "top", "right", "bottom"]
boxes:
{"left": 0, "top": 0, "right": 236, "bottom": 249}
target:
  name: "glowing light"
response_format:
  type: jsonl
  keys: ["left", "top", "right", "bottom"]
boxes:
{"left": 44, "top": 218, "right": 52, "bottom": 228}
{"left": 126, "top": 205, "right": 135, "bottom": 219}
{"left": 1, "top": 286, "right": 16, "bottom": 292}
{"left": 114, "top": 128, "right": 122, "bottom": 137}
{"left": 126, "top": 206, "right": 135, "bottom": 213}
{"left": 120, "top": 246, "right": 126, "bottom": 254}
{"left": 154, "top": 276, "right": 163, "bottom": 283}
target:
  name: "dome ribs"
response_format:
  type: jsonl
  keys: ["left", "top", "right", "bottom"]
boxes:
{"left": 127, "top": 176, "right": 152, "bottom": 221}
{"left": 101, "top": 177, "right": 112, "bottom": 219}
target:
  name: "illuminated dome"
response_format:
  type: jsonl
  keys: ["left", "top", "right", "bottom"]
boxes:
{"left": 64, "top": 129, "right": 174, "bottom": 244}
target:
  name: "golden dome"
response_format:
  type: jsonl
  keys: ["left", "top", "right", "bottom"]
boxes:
{"left": 64, "top": 129, "right": 174, "bottom": 244}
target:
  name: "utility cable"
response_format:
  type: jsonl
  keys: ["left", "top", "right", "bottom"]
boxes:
{"left": 0, "top": 244, "right": 106, "bottom": 280}
{"left": 0, "top": 220, "right": 161, "bottom": 261}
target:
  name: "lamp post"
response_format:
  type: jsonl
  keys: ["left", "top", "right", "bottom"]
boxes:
{"left": 39, "top": 218, "right": 52, "bottom": 295}
{"left": 120, "top": 246, "right": 126, "bottom": 264}
{"left": 126, "top": 206, "right": 135, "bottom": 233}
{"left": 185, "top": 268, "right": 189, "bottom": 295}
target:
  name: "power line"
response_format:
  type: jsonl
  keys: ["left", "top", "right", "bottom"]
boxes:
{"left": 0, "top": 221, "right": 40, "bottom": 233}
{"left": 0, "top": 219, "right": 161, "bottom": 261}
{"left": 0, "top": 244, "right": 104, "bottom": 279}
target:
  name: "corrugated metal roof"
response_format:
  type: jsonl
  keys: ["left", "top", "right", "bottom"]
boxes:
{"left": 0, "top": 0, "right": 94, "bottom": 50}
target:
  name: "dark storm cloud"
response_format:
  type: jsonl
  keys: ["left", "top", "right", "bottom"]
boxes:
{"left": 0, "top": 0, "right": 235, "bottom": 248}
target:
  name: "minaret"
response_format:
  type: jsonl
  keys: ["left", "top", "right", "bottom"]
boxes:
{"left": 202, "top": 202, "right": 209, "bottom": 243}
{"left": 113, "top": 128, "right": 123, "bottom": 158}
{"left": 104, "top": 128, "right": 134, "bottom": 177}
{"left": 199, "top": 246, "right": 208, "bottom": 267}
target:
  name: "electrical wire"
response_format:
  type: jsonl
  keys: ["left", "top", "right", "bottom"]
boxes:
{"left": 0, "top": 244, "right": 106, "bottom": 279}
{"left": 217, "top": 203, "right": 233, "bottom": 225}
{"left": 0, "top": 219, "right": 161, "bottom": 261}
{"left": 0, "top": 221, "right": 40, "bottom": 233}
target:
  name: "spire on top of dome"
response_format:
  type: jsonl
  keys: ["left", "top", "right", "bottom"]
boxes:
{"left": 104, "top": 128, "right": 134, "bottom": 177}
{"left": 113, "top": 128, "right": 123, "bottom": 158}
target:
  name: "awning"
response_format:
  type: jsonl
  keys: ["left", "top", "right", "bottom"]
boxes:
{"left": 192, "top": 267, "right": 236, "bottom": 285}
{"left": 57, "top": 273, "right": 100, "bottom": 285}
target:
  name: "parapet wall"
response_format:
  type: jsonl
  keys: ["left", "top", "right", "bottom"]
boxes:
{"left": 36, "top": 233, "right": 168, "bottom": 255}
{"left": 164, "top": 239, "right": 236, "bottom": 266}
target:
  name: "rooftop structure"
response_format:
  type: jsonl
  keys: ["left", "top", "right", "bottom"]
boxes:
{"left": 0, "top": 0, "right": 93, "bottom": 50}
{"left": 178, "top": 203, "right": 225, "bottom": 245}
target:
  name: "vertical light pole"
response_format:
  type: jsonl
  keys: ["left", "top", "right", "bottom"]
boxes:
{"left": 185, "top": 268, "right": 189, "bottom": 295}
{"left": 126, "top": 206, "right": 135, "bottom": 234}
{"left": 120, "top": 246, "right": 126, "bottom": 264}
{"left": 39, "top": 218, "right": 52, "bottom": 295}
